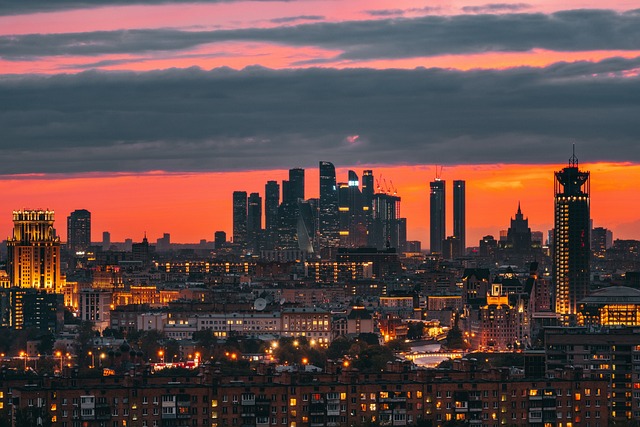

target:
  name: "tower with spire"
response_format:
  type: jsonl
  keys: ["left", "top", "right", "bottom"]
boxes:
{"left": 553, "top": 146, "right": 590, "bottom": 322}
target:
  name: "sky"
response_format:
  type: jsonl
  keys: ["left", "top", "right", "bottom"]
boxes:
{"left": 1, "top": 0, "right": 640, "bottom": 247}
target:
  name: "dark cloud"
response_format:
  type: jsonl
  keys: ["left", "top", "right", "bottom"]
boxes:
{"left": 461, "top": 3, "right": 531, "bottom": 13}
{"left": 1, "top": 61, "right": 639, "bottom": 174}
{"left": 270, "top": 15, "right": 324, "bottom": 24}
{"left": 0, "top": 0, "right": 290, "bottom": 16}
{"left": 365, "top": 6, "right": 441, "bottom": 17}
{"left": 2, "top": 9, "right": 640, "bottom": 61}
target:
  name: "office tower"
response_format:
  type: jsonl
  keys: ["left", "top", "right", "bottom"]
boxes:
{"left": 362, "top": 170, "right": 375, "bottom": 231}
{"left": 247, "top": 192, "right": 262, "bottom": 252}
{"left": 453, "top": 180, "right": 465, "bottom": 253}
{"left": 102, "top": 231, "right": 111, "bottom": 250}
{"left": 338, "top": 171, "right": 367, "bottom": 248}
{"left": 7, "top": 209, "right": 62, "bottom": 293}
{"left": 283, "top": 168, "right": 305, "bottom": 203}
{"left": 398, "top": 218, "right": 407, "bottom": 252}
{"left": 429, "top": 179, "right": 446, "bottom": 253}
{"left": 554, "top": 149, "right": 590, "bottom": 320}
{"left": 214, "top": 231, "right": 227, "bottom": 248}
{"left": 67, "top": 209, "right": 91, "bottom": 255}
{"left": 319, "top": 161, "right": 340, "bottom": 250}
{"left": 232, "top": 191, "right": 248, "bottom": 248}
{"left": 297, "top": 199, "right": 317, "bottom": 253}
{"left": 371, "top": 192, "right": 401, "bottom": 250}
{"left": 278, "top": 168, "right": 306, "bottom": 250}
{"left": 265, "top": 181, "right": 280, "bottom": 250}
{"left": 591, "top": 227, "right": 613, "bottom": 252}
{"left": 156, "top": 233, "right": 170, "bottom": 252}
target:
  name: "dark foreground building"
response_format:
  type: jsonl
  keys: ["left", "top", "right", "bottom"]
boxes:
{"left": 8, "top": 358, "right": 605, "bottom": 427}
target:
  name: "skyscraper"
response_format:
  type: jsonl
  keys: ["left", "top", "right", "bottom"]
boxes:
{"left": 430, "top": 179, "right": 446, "bottom": 253}
{"left": 247, "top": 192, "right": 262, "bottom": 252}
{"left": 232, "top": 191, "right": 248, "bottom": 248}
{"left": 362, "top": 170, "right": 375, "bottom": 233}
{"left": 67, "top": 209, "right": 91, "bottom": 254}
{"left": 265, "top": 180, "right": 280, "bottom": 250}
{"left": 286, "top": 168, "right": 305, "bottom": 202}
{"left": 7, "top": 209, "right": 62, "bottom": 293}
{"left": 371, "top": 192, "right": 401, "bottom": 250}
{"left": 338, "top": 171, "right": 367, "bottom": 248}
{"left": 453, "top": 180, "right": 466, "bottom": 253}
{"left": 554, "top": 150, "right": 590, "bottom": 320}
{"left": 278, "top": 168, "right": 305, "bottom": 250}
{"left": 319, "top": 161, "right": 340, "bottom": 250}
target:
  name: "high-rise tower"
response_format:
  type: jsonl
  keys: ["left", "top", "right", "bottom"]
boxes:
{"left": 247, "top": 192, "right": 262, "bottom": 252}
{"left": 264, "top": 181, "right": 280, "bottom": 250}
{"left": 453, "top": 180, "right": 466, "bottom": 253}
{"left": 67, "top": 209, "right": 91, "bottom": 254}
{"left": 553, "top": 149, "right": 590, "bottom": 320}
{"left": 285, "top": 168, "right": 305, "bottom": 202}
{"left": 338, "top": 171, "right": 367, "bottom": 248}
{"left": 430, "top": 179, "right": 446, "bottom": 253}
{"left": 7, "top": 210, "right": 62, "bottom": 293}
{"left": 232, "top": 191, "right": 248, "bottom": 248}
{"left": 319, "top": 161, "right": 340, "bottom": 250}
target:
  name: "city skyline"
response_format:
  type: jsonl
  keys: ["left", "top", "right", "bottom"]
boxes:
{"left": 0, "top": 161, "right": 636, "bottom": 248}
{"left": 1, "top": 0, "right": 639, "bottom": 248}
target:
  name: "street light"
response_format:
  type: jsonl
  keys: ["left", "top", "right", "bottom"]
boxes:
{"left": 158, "top": 349, "right": 164, "bottom": 363}
{"left": 19, "top": 351, "right": 26, "bottom": 370}
{"left": 88, "top": 351, "right": 95, "bottom": 368}
{"left": 99, "top": 353, "right": 106, "bottom": 367}
{"left": 55, "top": 351, "right": 63, "bottom": 372}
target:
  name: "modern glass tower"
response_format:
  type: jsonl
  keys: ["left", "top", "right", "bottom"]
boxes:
{"left": 319, "top": 161, "right": 340, "bottom": 249}
{"left": 553, "top": 149, "right": 590, "bottom": 320}
{"left": 264, "top": 180, "right": 280, "bottom": 250}
{"left": 453, "top": 180, "right": 465, "bottom": 254}
{"left": 67, "top": 209, "right": 91, "bottom": 254}
{"left": 430, "top": 179, "right": 446, "bottom": 253}
{"left": 247, "top": 192, "right": 262, "bottom": 252}
{"left": 232, "top": 191, "right": 248, "bottom": 247}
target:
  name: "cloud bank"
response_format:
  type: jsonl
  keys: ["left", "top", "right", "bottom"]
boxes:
{"left": 1, "top": 62, "right": 639, "bottom": 174}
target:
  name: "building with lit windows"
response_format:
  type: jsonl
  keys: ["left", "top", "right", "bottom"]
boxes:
{"left": 67, "top": 209, "right": 91, "bottom": 255}
{"left": 429, "top": 179, "right": 445, "bottom": 254}
{"left": 0, "top": 287, "right": 63, "bottom": 332}
{"left": 553, "top": 150, "right": 590, "bottom": 322}
{"left": 545, "top": 326, "right": 640, "bottom": 422}
{"left": 232, "top": 191, "right": 248, "bottom": 248}
{"left": 577, "top": 286, "right": 640, "bottom": 326}
{"left": 7, "top": 209, "right": 62, "bottom": 293}
{"left": 453, "top": 180, "right": 466, "bottom": 254}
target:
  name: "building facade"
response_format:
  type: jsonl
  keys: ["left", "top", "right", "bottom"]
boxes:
{"left": 7, "top": 209, "right": 62, "bottom": 293}
{"left": 553, "top": 151, "right": 590, "bottom": 321}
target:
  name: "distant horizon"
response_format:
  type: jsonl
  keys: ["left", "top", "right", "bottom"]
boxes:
{"left": 0, "top": 161, "right": 637, "bottom": 250}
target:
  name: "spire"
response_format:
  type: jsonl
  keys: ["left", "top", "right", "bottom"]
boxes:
{"left": 569, "top": 143, "right": 578, "bottom": 167}
{"left": 517, "top": 201, "right": 522, "bottom": 215}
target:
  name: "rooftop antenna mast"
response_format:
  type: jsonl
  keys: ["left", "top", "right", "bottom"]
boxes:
{"left": 435, "top": 165, "right": 444, "bottom": 180}
{"left": 569, "top": 143, "right": 578, "bottom": 167}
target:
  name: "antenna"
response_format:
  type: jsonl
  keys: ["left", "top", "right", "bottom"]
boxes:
{"left": 569, "top": 143, "right": 578, "bottom": 167}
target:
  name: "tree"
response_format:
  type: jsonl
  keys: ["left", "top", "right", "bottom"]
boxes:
{"left": 445, "top": 326, "right": 469, "bottom": 350}
{"left": 406, "top": 322, "right": 425, "bottom": 340}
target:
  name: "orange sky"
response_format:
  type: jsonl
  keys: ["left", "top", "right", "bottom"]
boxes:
{"left": 1, "top": 162, "right": 636, "bottom": 248}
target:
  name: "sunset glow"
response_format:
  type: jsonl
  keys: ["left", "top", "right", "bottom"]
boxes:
{"left": 1, "top": 162, "right": 637, "bottom": 246}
